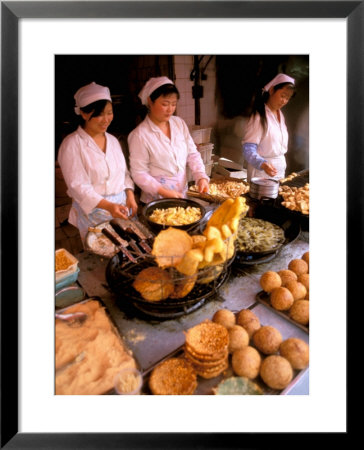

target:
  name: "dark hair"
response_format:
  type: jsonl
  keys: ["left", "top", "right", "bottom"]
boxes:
{"left": 80, "top": 99, "right": 112, "bottom": 121}
{"left": 149, "top": 83, "right": 180, "bottom": 102}
{"left": 251, "top": 82, "right": 295, "bottom": 135}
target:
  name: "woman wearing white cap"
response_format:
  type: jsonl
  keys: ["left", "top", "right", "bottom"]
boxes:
{"left": 128, "top": 77, "right": 209, "bottom": 203}
{"left": 58, "top": 82, "right": 137, "bottom": 242}
{"left": 242, "top": 73, "right": 296, "bottom": 181}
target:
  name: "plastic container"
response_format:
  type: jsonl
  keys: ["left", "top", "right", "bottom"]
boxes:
{"left": 197, "top": 143, "right": 214, "bottom": 164}
{"left": 114, "top": 367, "right": 143, "bottom": 395}
{"left": 55, "top": 249, "right": 79, "bottom": 290}
{"left": 190, "top": 126, "right": 212, "bottom": 145}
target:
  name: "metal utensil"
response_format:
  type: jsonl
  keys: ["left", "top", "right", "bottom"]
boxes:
{"left": 101, "top": 226, "right": 137, "bottom": 263}
{"left": 55, "top": 312, "right": 88, "bottom": 326}
{"left": 110, "top": 219, "right": 150, "bottom": 255}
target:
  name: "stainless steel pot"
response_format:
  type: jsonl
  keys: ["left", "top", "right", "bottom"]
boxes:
{"left": 249, "top": 177, "right": 279, "bottom": 200}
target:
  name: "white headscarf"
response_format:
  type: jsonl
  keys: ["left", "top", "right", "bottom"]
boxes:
{"left": 263, "top": 74, "right": 295, "bottom": 92}
{"left": 74, "top": 82, "right": 112, "bottom": 115}
{"left": 138, "top": 76, "right": 174, "bottom": 106}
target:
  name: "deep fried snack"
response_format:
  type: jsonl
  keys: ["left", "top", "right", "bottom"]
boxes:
{"left": 285, "top": 280, "right": 307, "bottom": 301}
{"left": 297, "top": 273, "right": 309, "bottom": 291}
{"left": 169, "top": 275, "right": 197, "bottom": 299}
{"left": 152, "top": 227, "right": 193, "bottom": 268}
{"left": 279, "top": 338, "right": 309, "bottom": 370}
{"left": 149, "top": 358, "right": 197, "bottom": 395}
{"left": 260, "top": 271, "right": 282, "bottom": 293}
{"left": 185, "top": 320, "right": 229, "bottom": 356}
{"left": 302, "top": 251, "right": 309, "bottom": 268}
{"left": 260, "top": 355, "right": 293, "bottom": 390}
{"left": 213, "top": 376, "right": 263, "bottom": 395}
{"left": 288, "top": 258, "right": 308, "bottom": 276}
{"left": 270, "top": 287, "right": 295, "bottom": 311}
{"left": 232, "top": 346, "right": 261, "bottom": 379}
{"left": 278, "top": 269, "right": 298, "bottom": 286}
{"left": 212, "top": 309, "right": 236, "bottom": 329}
{"left": 149, "top": 206, "right": 202, "bottom": 226}
{"left": 289, "top": 300, "right": 309, "bottom": 325}
{"left": 236, "top": 309, "right": 261, "bottom": 338}
{"left": 253, "top": 325, "right": 282, "bottom": 355}
{"left": 228, "top": 325, "right": 250, "bottom": 353}
{"left": 133, "top": 266, "right": 174, "bottom": 302}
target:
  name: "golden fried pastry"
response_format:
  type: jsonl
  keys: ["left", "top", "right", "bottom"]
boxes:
{"left": 184, "top": 343, "right": 228, "bottom": 362}
{"left": 149, "top": 358, "right": 197, "bottom": 395}
{"left": 133, "top": 266, "right": 174, "bottom": 302}
{"left": 194, "top": 358, "right": 229, "bottom": 379}
{"left": 231, "top": 346, "right": 261, "bottom": 379}
{"left": 260, "top": 271, "right": 282, "bottom": 293}
{"left": 270, "top": 287, "right": 294, "bottom": 311}
{"left": 185, "top": 320, "right": 229, "bottom": 356}
{"left": 169, "top": 274, "right": 197, "bottom": 299}
{"left": 228, "top": 325, "right": 249, "bottom": 353}
{"left": 236, "top": 309, "right": 261, "bottom": 338}
{"left": 260, "top": 355, "right": 293, "bottom": 390}
{"left": 302, "top": 251, "right": 309, "bottom": 268}
{"left": 285, "top": 280, "right": 307, "bottom": 301}
{"left": 288, "top": 258, "right": 308, "bottom": 276}
{"left": 289, "top": 300, "right": 309, "bottom": 325}
{"left": 152, "top": 227, "right": 193, "bottom": 268}
{"left": 280, "top": 338, "right": 309, "bottom": 369}
{"left": 297, "top": 273, "right": 309, "bottom": 291}
{"left": 253, "top": 325, "right": 282, "bottom": 355}
{"left": 278, "top": 269, "right": 298, "bottom": 286}
{"left": 212, "top": 309, "right": 236, "bottom": 329}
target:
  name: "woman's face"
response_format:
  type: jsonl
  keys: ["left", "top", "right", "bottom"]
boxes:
{"left": 148, "top": 94, "right": 178, "bottom": 123}
{"left": 267, "top": 86, "right": 294, "bottom": 112}
{"left": 82, "top": 101, "right": 113, "bottom": 135}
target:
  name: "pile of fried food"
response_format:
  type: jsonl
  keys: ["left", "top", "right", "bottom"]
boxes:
{"left": 258, "top": 251, "right": 309, "bottom": 326}
{"left": 236, "top": 217, "right": 285, "bottom": 253}
{"left": 148, "top": 206, "right": 202, "bottom": 226}
{"left": 148, "top": 306, "right": 309, "bottom": 394}
{"left": 55, "top": 249, "right": 74, "bottom": 272}
{"left": 190, "top": 179, "right": 250, "bottom": 199}
{"left": 55, "top": 300, "right": 137, "bottom": 395}
{"left": 133, "top": 197, "right": 249, "bottom": 301}
{"left": 279, "top": 183, "right": 309, "bottom": 215}
{"left": 279, "top": 172, "right": 299, "bottom": 184}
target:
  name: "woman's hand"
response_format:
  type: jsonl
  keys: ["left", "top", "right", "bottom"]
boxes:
{"left": 97, "top": 199, "right": 129, "bottom": 219}
{"left": 157, "top": 186, "right": 184, "bottom": 199}
{"left": 261, "top": 162, "right": 278, "bottom": 177}
{"left": 125, "top": 190, "right": 138, "bottom": 218}
{"left": 197, "top": 178, "right": 209, "bottom": 193}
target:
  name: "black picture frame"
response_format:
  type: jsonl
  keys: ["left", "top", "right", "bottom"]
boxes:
{"left": 1, "top": 1, "right": 358, "bottom": 448}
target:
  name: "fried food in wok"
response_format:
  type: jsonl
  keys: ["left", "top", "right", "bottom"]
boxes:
{"left": 133, "top": 266, "right": 174, "bottom": 302}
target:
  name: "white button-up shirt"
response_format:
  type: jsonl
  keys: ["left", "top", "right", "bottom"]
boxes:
{"left": 128, "top": 115, "right": 208, "bottom": 202}
{"left": 58, "top": 126, "right": 134, "bottom": 215}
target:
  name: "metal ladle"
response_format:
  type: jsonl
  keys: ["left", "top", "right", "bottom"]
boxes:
{"left": 55, "top": 311, "right": 87, "bottom": 326}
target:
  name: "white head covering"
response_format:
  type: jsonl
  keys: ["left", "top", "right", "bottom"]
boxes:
{"left": 263, "top": 74, "right": 295, "bottom": 92}
{"left": 138, "top": 76, "right": 174, "bottom": 106}
{"left": 74, "top": 82, "right": 112, "bottom": 115}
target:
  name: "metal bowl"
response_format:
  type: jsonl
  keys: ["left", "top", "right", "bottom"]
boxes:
{"left": 249, "top": 177, "right": 279, "bottom": 200}
{"left": 141, "top": 198, "right": 206, "bottom": 233}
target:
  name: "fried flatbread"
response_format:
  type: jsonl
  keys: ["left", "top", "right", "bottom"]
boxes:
{"left": 133, "top": 266, "right": 174, "bottom": 302}
{"left": 185, "top": 320, "right": 229, "bottom": 356}
{"left": 169, "top": 274, "right": 197, "bottom": 299}
{"left": 152, "top": 228, "right": 193, "bottom": 268}
{"left": 149, "top": 358, "right": 197, "bottom": 395}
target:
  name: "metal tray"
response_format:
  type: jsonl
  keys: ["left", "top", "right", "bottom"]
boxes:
{"left": 255, "top": 291, "right": 309, "bottom": 334}
{"left": 55, "top": 297, "right": 140, "bottom": 395}
{"left": 139, "top": 316, "right": 308, "bottom": 396}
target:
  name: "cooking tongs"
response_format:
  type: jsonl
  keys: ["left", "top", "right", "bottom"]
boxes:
{"left": 110, "top": 218, "right": 153, "bottom": 254}
{"left": 101, "top": 225, "right": 137, "bottom": 263}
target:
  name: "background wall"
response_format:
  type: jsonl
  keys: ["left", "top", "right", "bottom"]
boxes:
{"left": 55, "top": 54, "right": 309, "bottom": 174}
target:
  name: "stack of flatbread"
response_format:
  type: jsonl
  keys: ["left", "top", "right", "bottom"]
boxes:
{"left": 184, "top": 320, "right": 229, "bottom": 379}
{"left": 149, "top": 358, "right": 197, "bottom": 395}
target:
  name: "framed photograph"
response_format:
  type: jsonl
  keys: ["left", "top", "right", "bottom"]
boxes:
{"left": 2, "top": 1, "right": 359, "bottom": 447}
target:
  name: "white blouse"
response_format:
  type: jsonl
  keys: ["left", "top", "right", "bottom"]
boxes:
{"left": 128, "top": 115, "right": 208, "bottom": 200}
{"left": 57, "top": 126, "right": 134, "bottom": 215}
{"left": 242, "top": 105, "right": 289, "bottom": 159}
